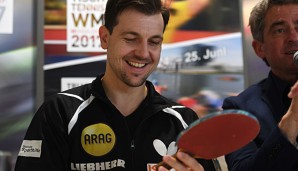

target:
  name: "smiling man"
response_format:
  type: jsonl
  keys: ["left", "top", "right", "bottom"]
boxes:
{"left": 14, "top": 0, "right": 217, "bottom": 171}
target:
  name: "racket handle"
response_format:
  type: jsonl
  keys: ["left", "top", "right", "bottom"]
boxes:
{"left": 155, "top": 153, "right": 178, "bottom": 170}
{"left": 156, "top": 158, "right": 223, "bottom": 171}
{"left": 155, "top": 161, "right": 172, "bottom": 170}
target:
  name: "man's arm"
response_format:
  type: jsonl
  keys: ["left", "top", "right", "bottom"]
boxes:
{"left": 279, "top": 80, "right": 298, "bottom": 147}
{"left": 15, "top": 102, "right": 69, "bottom": 171}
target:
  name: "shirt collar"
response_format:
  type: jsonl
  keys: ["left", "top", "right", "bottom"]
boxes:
{"left": 269, "top": 72, "right": 293, "bottom": 113}
{"left": 269, "top": 71, "right": 292, "bottom": 97}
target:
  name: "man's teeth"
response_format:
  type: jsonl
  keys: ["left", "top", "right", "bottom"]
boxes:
{"left": 128, "top": 61, "right": 145, "bottom": 68}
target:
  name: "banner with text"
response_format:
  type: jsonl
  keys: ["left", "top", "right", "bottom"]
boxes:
{"left": 67, "top": 0, "right": 107, "bottom": 52}
{"left": 0, "top": 0, "right": 13, "bottom": 34}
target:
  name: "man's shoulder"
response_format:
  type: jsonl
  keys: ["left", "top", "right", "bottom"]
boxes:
{"left": 154, "top": 95, "right": 198, "bottom": 120}
{"left": 231, "top": 78, "right": 267, "bottom": 100}
{"left": 44, "top": 83, "right": 93, "bottom": 105}
{"left": 222, "top": 78, "right": 269, "bottom": 111}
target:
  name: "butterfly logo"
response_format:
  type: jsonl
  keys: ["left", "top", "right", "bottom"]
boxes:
{"left": 153, "top": 139, "right": 178, "bottom": 156}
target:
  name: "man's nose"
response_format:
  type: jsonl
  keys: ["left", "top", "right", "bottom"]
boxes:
{"left": 135, "top": 42, "right": 150, "bottom": 58}
{"left": 288, "top": 26, "right": 298, "bottom": 42}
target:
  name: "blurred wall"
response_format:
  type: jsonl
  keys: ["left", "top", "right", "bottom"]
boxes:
{"left": 242, "top": 0, "right": 270, "bottom": 88}
{"left": 0, "top": 0, "right": 43, "bottom": 169}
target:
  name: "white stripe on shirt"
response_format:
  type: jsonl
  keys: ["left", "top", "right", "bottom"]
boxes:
{"left": 163, "top": 106, "right": 189, "bottom": 129}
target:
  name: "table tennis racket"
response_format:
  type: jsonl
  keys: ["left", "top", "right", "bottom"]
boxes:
{"left": 156, "top": 109, "right": 260, "bottom": 170}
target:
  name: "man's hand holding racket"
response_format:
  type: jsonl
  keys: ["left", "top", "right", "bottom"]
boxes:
{"left": 157, "top": 109, "right": 260, "bottom": 171}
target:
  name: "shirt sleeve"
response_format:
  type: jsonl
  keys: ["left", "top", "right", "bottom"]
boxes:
{"left": 14, "top": 100, "right": 70, "bottom": 171}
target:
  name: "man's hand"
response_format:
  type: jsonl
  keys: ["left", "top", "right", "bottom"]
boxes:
{"left": 157, "top": 151, "right": 204, "bottom": 171}
{"left": 279, "top": 80, "right": 298, "bottom": 145}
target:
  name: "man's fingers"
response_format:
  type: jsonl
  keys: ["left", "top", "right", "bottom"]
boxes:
{"left": 158, "top": 152, "right": 204, "bottom": 171}
{"left": 161, "top": 155, "right": 185, "bottom": 170}
{"left": 176, "top": 152, "right": 204, "bottom": 171}
{"left": 288, "top": 81, "right": 298, "bottom": 98}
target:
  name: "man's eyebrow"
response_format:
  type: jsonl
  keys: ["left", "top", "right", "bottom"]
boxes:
{"left": 121, "top": 31, "right": 138, "bottom": 36}
{"left": 151, "top": 35, "right": 163, "bottom": 40}
{"left": 121, "top": 31, "right": 163, "bottom": 39}
{"left": 270, "top": 20, "right": 286, "bottom": 29}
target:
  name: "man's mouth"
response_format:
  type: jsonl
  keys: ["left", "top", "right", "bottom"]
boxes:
{"left": 127, "top": 61, "right": 146, "bottom": 68}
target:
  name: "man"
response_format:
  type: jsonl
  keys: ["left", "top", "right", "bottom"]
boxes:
{"left": 222, "top": 0, "right": 298, "bottom": 170}
{"left": 15, "top": 0, "right": 216, "bottom": 170}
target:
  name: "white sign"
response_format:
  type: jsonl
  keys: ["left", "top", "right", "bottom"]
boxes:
{"left": 18, "top": 140, "right": 42, "bottom": 158}
{"left": 67, "top": 0, "right": 107, "bottom": 52}
{"left": 61, "top": 77, "right": 94, "bottom": 91}
{"left": 0, "top": 0, "right": 13, "bottom": 34}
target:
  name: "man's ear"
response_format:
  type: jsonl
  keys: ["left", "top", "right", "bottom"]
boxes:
{"left": 99, "top": 26, "right": 109, "bottom": 49}
{"left": 252, "top": 40, "right": 266, "bottom": 60}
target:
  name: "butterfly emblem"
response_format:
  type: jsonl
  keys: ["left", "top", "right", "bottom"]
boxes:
{"left": 153, "top": 139, "right": 178, "bottom": 156}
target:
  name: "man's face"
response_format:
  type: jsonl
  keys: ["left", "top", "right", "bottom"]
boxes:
{"left": 257, "top": 4, "right": 298, "bottom": 80}
{"left": 100, "top": 9, "right": 164, "bottom": 87}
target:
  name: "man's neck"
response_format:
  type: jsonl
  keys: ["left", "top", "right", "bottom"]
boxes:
{"left": 101, "top": 76, "right": 148, "bottom": 116}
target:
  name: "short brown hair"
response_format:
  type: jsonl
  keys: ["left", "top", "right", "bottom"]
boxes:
{"left": 104, "top": 0, "right": 170, "bottom": 34}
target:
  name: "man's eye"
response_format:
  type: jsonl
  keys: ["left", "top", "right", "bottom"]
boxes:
{"left": 149, "top": 40, "right": 161, "bottom": 46}
{"left": 274, "top": 28, "right": 285, "bottom": 34}
{"left": 124, "top": 38, "right": 136, "bottom": 42}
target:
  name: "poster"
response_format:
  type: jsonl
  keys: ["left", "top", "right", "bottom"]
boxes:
{"left": 66, "top": 0, "right": 107, "bottom": 52}
{"left": 0, "top": 0, "right": 13, "bottom": 34}
{"left": 145, "top": 0, "right": 244, "bottom": 117}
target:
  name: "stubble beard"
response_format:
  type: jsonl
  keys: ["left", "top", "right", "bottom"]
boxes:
{"left": 121, "top": 72, "right": 148, "bottom": 87}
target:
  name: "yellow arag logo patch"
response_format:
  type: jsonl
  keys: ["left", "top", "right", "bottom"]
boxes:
{"left": 81, "top": 123, "right": 116, "bottom": 156}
